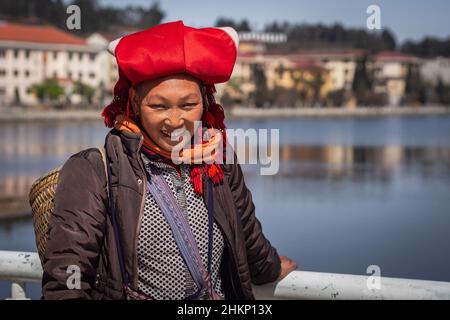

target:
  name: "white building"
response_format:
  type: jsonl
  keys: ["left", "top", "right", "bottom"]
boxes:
{"left": 0, "top": 22, "right": 116, "bottom": 106}
{"left": 372, "top": 51, "right": 420, "bottom": 106}
{"left": 420, "top": 57, "right": 450, "bottom": 86}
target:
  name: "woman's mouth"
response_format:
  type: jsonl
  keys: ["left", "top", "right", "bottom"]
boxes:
{"left": 161, "top": 128, "right": 187, "bottom": 140}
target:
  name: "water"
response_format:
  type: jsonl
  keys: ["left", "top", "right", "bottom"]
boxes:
{"left": 1, "top": 115, "right": 449, "bottom": 299}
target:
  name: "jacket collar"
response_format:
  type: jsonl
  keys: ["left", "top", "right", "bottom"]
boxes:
{"left": 109, "top": 128, "right": 144, "bottom": 155}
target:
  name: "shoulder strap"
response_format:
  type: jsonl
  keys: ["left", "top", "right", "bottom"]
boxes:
{"left": 98, "top": 146, "right": 130, "bottom": 287}
{"left": 146, "top": 166, "right": 219, "bottom": 299}
{"left": 97, "top": 147, "right": 109, "bottom": 199}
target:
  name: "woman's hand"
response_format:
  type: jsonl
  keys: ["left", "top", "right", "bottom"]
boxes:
{"left": 277, "top": 256, "right": 298, "bottom": 280}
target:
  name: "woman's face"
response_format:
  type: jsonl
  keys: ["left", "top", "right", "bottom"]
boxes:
{"left": 130, "top": 74, "right": 204, "bottom": 152}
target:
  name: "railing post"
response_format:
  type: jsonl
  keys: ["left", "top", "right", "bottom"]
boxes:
{"left": 10, "top": 281, "right": 28, "bottom": 300}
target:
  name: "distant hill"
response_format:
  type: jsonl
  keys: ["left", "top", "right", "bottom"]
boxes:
{"left": 0, "top": 0, "right": 165, "bottom": 35}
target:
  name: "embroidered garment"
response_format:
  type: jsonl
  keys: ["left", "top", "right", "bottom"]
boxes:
{"left": 136, "top": 152, "right": 225, "bottom": 300}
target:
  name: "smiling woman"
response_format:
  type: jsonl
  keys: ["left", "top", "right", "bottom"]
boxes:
{"left": 40, "top": 20, "right": 296, "bottom": 300}
{"left": 129, "top": 74, "right": 204, "bottom": 152}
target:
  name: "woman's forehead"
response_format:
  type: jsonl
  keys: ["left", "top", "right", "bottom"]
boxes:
{"left": 138, "top": 75, "right": 203, "bottom": 100}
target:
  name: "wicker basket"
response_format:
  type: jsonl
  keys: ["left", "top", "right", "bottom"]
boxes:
{"left": 29, "top": 167, "right": 62, "bottom": 263}
{"left": 28, "top": 147, "right": 107, "bottom": 265}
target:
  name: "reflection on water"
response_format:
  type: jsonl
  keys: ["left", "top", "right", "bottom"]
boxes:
{"left": 0, "top": 116, "right": 450, "bottom": 299}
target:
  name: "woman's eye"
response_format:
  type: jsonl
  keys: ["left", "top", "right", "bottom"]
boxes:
{"left": 182, "top": 103, "right": 198, "bottom": 108}
{"left": 149, "top": 104, "right": 165, "bottom": 109}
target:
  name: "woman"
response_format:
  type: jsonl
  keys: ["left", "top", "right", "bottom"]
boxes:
{"left": 42, "top": 21, "right": 297, "bottom": 300}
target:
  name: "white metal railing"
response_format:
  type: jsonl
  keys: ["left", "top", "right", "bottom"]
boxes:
{"left": 0, "top": 251, "right": 42, "bottom": 299}
{"left": 1, "top": 250, "right": 450, "bottom": 300}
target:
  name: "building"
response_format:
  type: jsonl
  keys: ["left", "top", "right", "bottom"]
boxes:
{"left": 0, "top": 22, "right": 114, "bottom": 106}
{"left": 287, "top": 50, "right": 365, "bottom": 92}
{"left": 221, "top": 49, "right": 358, "bottom": 107}
{"left": 420, "top": 57, "right": 450, "bottom": 86}
{"left": 372, "top": 51, "right": 420, "bottom": 106}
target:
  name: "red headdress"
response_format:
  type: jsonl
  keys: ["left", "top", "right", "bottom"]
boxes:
{"left": 101, "top": 21, "right": 239, "bottom": 194}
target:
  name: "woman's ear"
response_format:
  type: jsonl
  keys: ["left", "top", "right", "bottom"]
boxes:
{"left": 129, "top": 87, "right": 140, "bottom": 116}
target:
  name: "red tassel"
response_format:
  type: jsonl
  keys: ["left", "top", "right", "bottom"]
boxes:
{"left": 102, "top": 101, "right": 122, "bottom": 128}
{"left": 207, "top": 164, "right": 224, "bottom": 185}
{"left": 190, "top": 165, "right": 204, "bottom": 195}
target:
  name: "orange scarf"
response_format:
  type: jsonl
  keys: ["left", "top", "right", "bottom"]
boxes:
{"left": 114, "top": 114, "right": 224, "bottom": 194}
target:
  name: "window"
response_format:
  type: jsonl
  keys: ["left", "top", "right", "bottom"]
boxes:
{"left": 14, "top": 49, "right": 19, "bottom": 58}
{"left": 0, "top": 69, "right": 5, "bottom": 76}
{"left": 79, "top": 72, "right": 83, "bottom": 80}
{"left": 13, "top": 69, "right": 19, "bottom": 77}
{"left": 89, "top": 53, "right": 96, "bottom": 61}
{"left": 25, "top": 50, "right": 30, "bottom": 59}
{"left": 53, "top": 71, "right": 58, "bottom": 78}
{"left": 0, "top": 49, "right": 5, "bottom": 58}
{"left": 68, "top": 71, "right": 72, "bottom": 79}
{"left": 53, "top": 51, "right": 58, "bottom": 60}
{"left": 89, "top": 72, "right": 95, "bottom": 79}
{"left": 68, "top": 52, "right": 73, "bottom": 60}
{"left": 25, "top": 70, "right": 30, "bottom": 77}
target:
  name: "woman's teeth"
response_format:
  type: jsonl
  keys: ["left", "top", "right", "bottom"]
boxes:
{"left": 161, "top": 128, "right": 186, "bottom": 139}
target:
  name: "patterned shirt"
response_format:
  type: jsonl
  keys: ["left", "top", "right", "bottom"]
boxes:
{"left": 136, "top": 152, "right": 225, "bottom": 300}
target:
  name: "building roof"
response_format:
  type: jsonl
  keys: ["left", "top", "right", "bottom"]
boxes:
{"left": 0, "top": 22, "right": 86, "bottom": 45}
{"left": 288, "top": 49, "right": 366, "bottom": 60}
{"left": 374, "top": 51, "right": 419, "bottom": 62}
{"left": 289, "top": 59, "right": 327, "bottom": 71}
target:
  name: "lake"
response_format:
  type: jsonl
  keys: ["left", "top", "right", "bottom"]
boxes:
{"left": 1, "top": 115, "right": 450, "bottom": 299}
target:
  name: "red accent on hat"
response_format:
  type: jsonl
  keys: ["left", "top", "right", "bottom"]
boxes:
{"left": 102, "top": 20, "right": 239, "bottom": 128}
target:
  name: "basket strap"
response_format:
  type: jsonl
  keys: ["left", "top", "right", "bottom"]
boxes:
{"left": 97, "top": 147, "right": 109, "bottom": 199}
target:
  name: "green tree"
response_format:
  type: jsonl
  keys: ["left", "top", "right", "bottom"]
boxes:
{"left": 215, "top": 17, "right": 252, "bottom": 32}
{"left": 404, "top": 63, "right": 427, "bottom": 105}
{"left": 435, "top": 78, "right": 450, "bottom": 106}
{"left": 29, "top": 78, "right": 64, "bottom": 103}
{"left": 250, "top": 64, "right": 268, "bottom": 108}
{"left": 352, "top": 55, "right": 373, "bottom": 104}
{"left": 72, "top": 81, "right": 95, "bottom": 103}
{"left": 137, "top": 2, "right": 165, "bottom": 29}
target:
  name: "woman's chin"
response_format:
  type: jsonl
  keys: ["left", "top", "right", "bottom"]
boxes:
{"left": 157, "top": 136, "right": 186, "bottom": 152}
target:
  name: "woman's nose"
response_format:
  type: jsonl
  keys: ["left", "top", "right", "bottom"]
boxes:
{"left": 164, "top": 107, "right": 185, "bottom": 128}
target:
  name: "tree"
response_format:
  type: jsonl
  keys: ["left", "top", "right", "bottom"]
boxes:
{"left": 215, "top": 17, "right": 252, "bottom": 32}
{"left": 250, "top": 63, "right": 268, "bottom": 108}
{"left": 404, "top": 63, "right": 427, "bottom": 105}
{"left": 137, "top": 2, "right": 165, "bottom": 29}
{"left": 14, "top": 87, "right": 21, "bottom": 105}
{"left": 352, "top": 55, "right": 373, "bottom": 104}
{"left": 311, "top": 73, "right": 325, "bottom": 107}
{"left": 381, "top": 29, "right": 397, "bottom": 51}
{"left": 402, "top": 36, "right": 450, "bottom": 58}
{"left": 72, "top": 81, "right": 95, "bottom": 104}
{"left": 29, "top": 78, "right": 64, "bottom": 103}
{"left": 435, "top": 78, "right": 450, "bottom": 106}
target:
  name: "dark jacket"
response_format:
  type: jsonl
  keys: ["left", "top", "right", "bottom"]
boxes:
{"left": 42, "top": 129, "right": 281, "bottom": 300}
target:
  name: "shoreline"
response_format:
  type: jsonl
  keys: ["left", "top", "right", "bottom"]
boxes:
{"left": 0, "top": 106, "right": 449, "bottom": 122}
{"left": 228, "top": 105, "right": 450, "bottom": 118}
{"left": 0, "top": 197, "right": 31, "bottom": 221}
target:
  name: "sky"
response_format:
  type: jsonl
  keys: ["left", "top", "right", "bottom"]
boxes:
{"left": 101, "top": 0, "right": 450, "bottom": 43}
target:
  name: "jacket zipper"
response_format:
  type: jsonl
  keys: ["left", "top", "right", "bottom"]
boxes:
{"left": 133, "top": 135, "right": 146, "bottom": 288}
